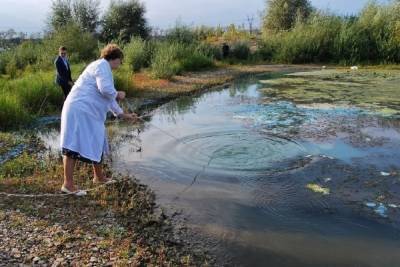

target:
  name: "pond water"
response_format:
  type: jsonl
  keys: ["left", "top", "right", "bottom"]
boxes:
{"left": 39, "top": 71, "right": 400, "bottom": 266}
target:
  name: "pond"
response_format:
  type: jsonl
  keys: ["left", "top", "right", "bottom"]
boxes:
{"left": 39, "top": 69, "right": 400, "bottom": 266}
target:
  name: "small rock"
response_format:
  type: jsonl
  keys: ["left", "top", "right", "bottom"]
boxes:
{"left": 90, "top": 257, "right": 97, "bottom": 262}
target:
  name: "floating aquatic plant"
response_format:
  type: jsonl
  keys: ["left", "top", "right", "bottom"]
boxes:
{"left": 306, "top": 183, "right": 330, "bottom": 195}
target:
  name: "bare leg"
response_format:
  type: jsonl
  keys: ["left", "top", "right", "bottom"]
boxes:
{"left": 93, "top": 164, "right": 110, "bottom": 183}
{"left": 63, "top": 156, "right": 76, "bottom": 191}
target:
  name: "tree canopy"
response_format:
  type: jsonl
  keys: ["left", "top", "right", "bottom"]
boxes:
{"left": 101, "top": 0, "right": 150, "bottom": 43}
{"left": 263, "top": 0, "right": 313, "bottom": 32}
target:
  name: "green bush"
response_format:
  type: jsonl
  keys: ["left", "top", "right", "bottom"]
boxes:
{"left": 4, "top": 72, "right": 63, "bottom": 114}
{"left": 231, "top": 42, "right": 251, "bottom": 60}
{"left": 151, "top": 42, "right": 183, "bottom": 79}
{"left": 195, "top": 42, "right": 222, "bottom": 60}
{"left": 260, "top": 1, "right": 400, "bottom": 64}
{"left": 0, "top": 52, "right": 11, "bottom": 74}
{"left": 124, "top": 37, "right": 148, "bottom": 72}
{"left": 257, "top": 41, "right": 276, "bottom": 61}
{"left": 0, "top": 93, "right": 31, "bottom": 130}
{"left": 39, "top": 23, "right": 98, "bottom": 68}
{"left": 181, "top": 52, "right": 214, "bottom": 72}
{"left": 166, "top": 24, "right": 198, "bottom": 44}
{"left": 151, "top": 42, "right": 214, "bottom": 79}
{"left": 113, "top": 65, "right": 134, "bottom": 94}
{"left": 5, "top": 58, "right": 19, "bottom": 78}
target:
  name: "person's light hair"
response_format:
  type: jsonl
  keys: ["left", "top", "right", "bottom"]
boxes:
{"left": 100, "top": 44, "right": 124, "bottom": 61}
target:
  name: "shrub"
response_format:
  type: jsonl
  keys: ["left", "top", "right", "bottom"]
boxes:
{"left": 260, "top": 1, "right": 400, "bottom": 64}
{"left": 39, "top": 23, "right": 98, "bottom": 68}
{"left": 166, "top": 24, "right": 197, "bottom": 44}
{"left": 151, "top": 42, "right": 183, "bottom": 79}
{"left": 0, "top": 93, "right": 31, "bottom": 130}
{"left": 113, "top": 65, "right": 134, "bottom": 94}
{"left": 257, "top": 41, "right": 276, "bottom": 61}
{"left": 181, "top": 52, "right": 214, "bottom": 72}
{"left": 151, "top": 41, "right": 214, "bottom": 79}
{"left": 5, "top": 58, "right": 18, "bottom": 78}
{"left": 195, "top": 42, "right": 222, "bottom": 60}
{"left": 231, "top": 42, "right": 251, "bottom": 60}
{"left": 124, "top": 37, "right": 148, "bottom": 72}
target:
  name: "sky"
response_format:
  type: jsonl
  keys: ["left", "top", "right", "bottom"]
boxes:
{"left": 0, "top": 0, "right": 390, "bottom": 33}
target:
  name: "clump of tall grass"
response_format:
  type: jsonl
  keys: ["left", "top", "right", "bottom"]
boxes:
{"left": 195, "top": 42, "right": 222, "bottom": 60}
{"left": 150, "top": 42, "right": 215, "bottom": 79}
{"left": 124, "top": 37, "right": 150, "bottom": 72}
{"left": 0, "top": 92, "right": 31, "bottom": 130}
{"left": 151, "top": 42, "right": 183, "bottom": 79}
{"left": 230, "top": 42, "right": 251, "bottom": 60}
{"left": 0, "top": 71, "right": 63, "bottom": 129}
{"left": 166, "top": 24, "right": 199, "bottom": 44}
{"left": 113, "top": 64, "right": 135, "bottom": 95}
{"left": 261, "top": 1, "right": 400, "bottom": 64}
{"left": 9, "top": 72, "right": 63, "bottom": 113}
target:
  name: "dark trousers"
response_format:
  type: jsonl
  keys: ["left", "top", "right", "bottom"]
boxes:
{"left": 59, "top": 83, "right": 72, "bottom": 99}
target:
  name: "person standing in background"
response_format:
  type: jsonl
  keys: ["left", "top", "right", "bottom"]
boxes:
{"left": 55, "top": 46, "right": 73, "bottom": 99}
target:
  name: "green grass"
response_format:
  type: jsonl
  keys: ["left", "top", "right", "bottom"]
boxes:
{"left": 0, "top": 92, "right": 32, "bottom": 130}
{"left": 261, "top": 2, "right": 400, "bottom": 64}
{"left": 123, "top": 37, "right": 149, "bottom": 72}
{"left": 0, "top": 152, "right": 39, "bottom": 179}
{"left": 113, "top": 64, "right": 135, "bottom": 95}
{"left": 151, "top": 42, "right": 215, "bottom": 79}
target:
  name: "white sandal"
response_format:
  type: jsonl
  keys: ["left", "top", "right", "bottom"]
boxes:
{"left": 61, "top": 186, "right": 87, "bottom": 196}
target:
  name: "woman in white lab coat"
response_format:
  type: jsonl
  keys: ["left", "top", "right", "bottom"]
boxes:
{"left": 60, "top": 44, "right": 136, "bottom": 195}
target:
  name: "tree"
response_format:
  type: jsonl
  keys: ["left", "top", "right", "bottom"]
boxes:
{"left": 263, "top": 0, "right": 313, "bottom": 32}
{"left": 48, "top": 0, "right": 100, "bottom": 33}
{"left": 48, "top": 0, "right": 73, "bottom": 31}
{"left": 101, "top": 0, "right": 150, "bottom": 43}
{"left": 72, "top": 0, "right": 100, "bottom": 33}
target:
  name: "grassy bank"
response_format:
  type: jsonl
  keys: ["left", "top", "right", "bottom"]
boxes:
{"left": 0, "top": 63, "right": 87, "bottom": 130}
{"left": 0, "top": 133, "right": 211, "bottom": 266}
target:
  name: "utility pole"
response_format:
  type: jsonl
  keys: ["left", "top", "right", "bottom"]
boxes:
{"left": 246, "top": 15, "right": 255, "bottom": 34}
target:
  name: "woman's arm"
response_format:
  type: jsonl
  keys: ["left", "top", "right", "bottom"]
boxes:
{"left": 110, "top": 99, "right": 123, "bottom": 117}
{"left": 95, "top": 63, "right": 118, "bottom": 100}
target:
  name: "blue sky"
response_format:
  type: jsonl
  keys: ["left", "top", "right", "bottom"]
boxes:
{"left": 0, "top": 0, "right": 390, "bottom": 33}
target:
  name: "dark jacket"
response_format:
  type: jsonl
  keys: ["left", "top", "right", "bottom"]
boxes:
{"left": 54, "top": 56, "right": 72, "bottom": 87}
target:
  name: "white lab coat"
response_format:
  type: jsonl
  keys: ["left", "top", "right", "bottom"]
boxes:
{"left": 60, "top": 58, "right": 123, "bottom": 162}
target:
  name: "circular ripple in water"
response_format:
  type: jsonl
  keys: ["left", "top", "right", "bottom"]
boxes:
{"left": 160, "top": 130, "right": 306, "bottom": 175}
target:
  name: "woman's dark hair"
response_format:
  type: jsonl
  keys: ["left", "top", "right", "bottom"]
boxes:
{"left": 100, "top": 44, "right": 124, "bottom": 61}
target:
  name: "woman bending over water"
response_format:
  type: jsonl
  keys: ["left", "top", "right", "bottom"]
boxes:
{"left": 60, "top": 44, "right": 136, "bottom": 195}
